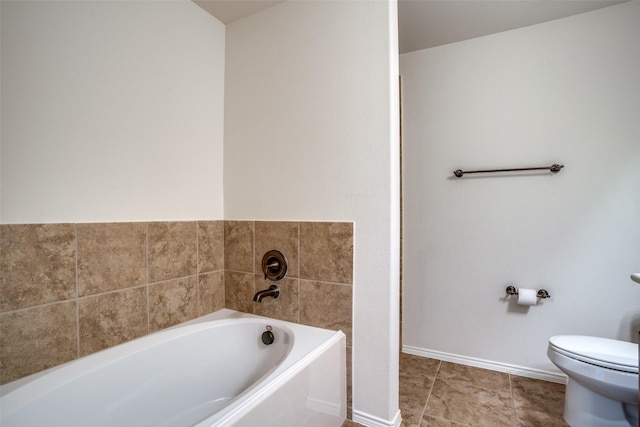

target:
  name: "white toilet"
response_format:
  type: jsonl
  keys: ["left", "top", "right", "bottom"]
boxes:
{"left": 547, "top": 335, "right": 639, "bottom": 427}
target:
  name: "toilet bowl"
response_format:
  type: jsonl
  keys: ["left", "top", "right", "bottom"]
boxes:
{"left": 547, "top": 335, "right": 638, "bottom": 427}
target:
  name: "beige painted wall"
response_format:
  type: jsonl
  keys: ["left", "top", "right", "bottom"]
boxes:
{"left": 0, "top": 0, "right": 225, "bottom": 223}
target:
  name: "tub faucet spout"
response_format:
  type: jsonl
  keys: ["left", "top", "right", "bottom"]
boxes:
{"left": 253, "top": 284, "right": 280, "bottom": 303}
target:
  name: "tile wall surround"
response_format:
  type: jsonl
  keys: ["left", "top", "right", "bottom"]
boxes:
{"left": 0, "top": 221, "right": 225, "bottom": 385}
{"left": 0, "top": 220, "right": 354, "bottom": 412}
{"left": 224, "top": 220, "right": 354, "bottom": 413}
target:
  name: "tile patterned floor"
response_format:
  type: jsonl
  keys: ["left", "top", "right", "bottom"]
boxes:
{"left": 343, "top": 353, "right": 568, "bottom": 427}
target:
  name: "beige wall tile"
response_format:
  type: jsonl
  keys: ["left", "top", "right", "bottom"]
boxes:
{"left": 0, "top": 224, "right": 76, "bottom": 311}
{"left": 0, "top": 301, "right": 77, "bottom": 384}
{"left": 198, "top": 221, "right": 224, "bottom": 273}
{"left": 78, "top": 287, "right": 148, "bottom": 356}
{"left": 0, "top": 219, "right": 354, "bottom": 386}
{"left": 300, "top": 280, "right": 352, "bottom": 345}
{"left": 149, "top": 276, "right": 198, "bottom": 332}
{"left": 254, "top": 276, "right": 299, "bottom": 322}
{"left": 224, "top": 221, "right": 254, "bottom": 272}
{"left": 77, "top": 222, "right": 147, "bottom": 297}
{"left": 224, "top": 271, "right": 255, "bottom": 313}
{"left": 148, "top": 222, "right": 197, "bottom": 283}
{"left": 300, "top": 222, "right": 353, "bottom": 284}
{"left": 255, "top": 221, "right": 299, "bottom": 278}
{"left": 198, "top": 271, "right": 225, "bottom": 315}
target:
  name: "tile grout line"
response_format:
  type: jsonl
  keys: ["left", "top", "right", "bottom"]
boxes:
{"left": 508, "top": 373, "right": 518, "bottom": 427}
{"left": 145, "top": 223, "right": 150, "bottom": 335}
{"left": 417, "top": 359, "right": 441, "bottom": 425}
{"left": 221, "top": 221, "right": 225, "bottom": 309}
{"left": 74, "top": 224, "right": 80, "bottom": 359}
{"left": 223, "top": 221, "right": 228, "bottom": 309}
{"left": 297, "top": 222, "right": 301, "bottom": 323}
{"left": 2, "top": 271, "right": 206, "bottom": 317}
{"left": 196, "top": 222, "right": 200, "bottom": 317}
{"left": 252, "top": 221, "right": 256, "bottom": 275}
{"left": 252, "top": 221, "right": 256, "bottom": 314}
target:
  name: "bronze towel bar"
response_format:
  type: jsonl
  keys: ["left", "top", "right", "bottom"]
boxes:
{"left": 453, "top": 163, "right": 564, "bottom": 178}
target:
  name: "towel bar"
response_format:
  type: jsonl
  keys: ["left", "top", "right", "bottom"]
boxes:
{"left": 453, "top": 164, "right": 564, "bottom": 178}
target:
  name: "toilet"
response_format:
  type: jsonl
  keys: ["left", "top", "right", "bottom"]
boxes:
{"left": 547, "top": 335, "right": 639, "bottom": 427}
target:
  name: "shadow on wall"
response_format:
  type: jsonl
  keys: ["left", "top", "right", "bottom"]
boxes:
{"left": 619, "top": 313, "right": 640, "bottom": 343}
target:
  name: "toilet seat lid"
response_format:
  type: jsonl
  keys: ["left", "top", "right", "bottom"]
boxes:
{"left": 549, "top": 335, "right": 638, "bottom": 373}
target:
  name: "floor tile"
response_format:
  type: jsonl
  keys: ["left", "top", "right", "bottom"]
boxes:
{"left": 400, "top": 408, "right": 423, "bottom": 427}
{"left": 400, "top": 373, "right": 435, "bottom": 414}
{"left": 421, "top": 414, "right": 470, "bottom": 426}
{"left": 425, "top": 378, "right": 516, "bottom": 427}
{"left": 437, "top": 361, "right": 511, "bottom": 393}
{"left": 344, "top": 354, "right": 568, "bottom": 427}
{"left": 399, "top": 353, "right": 440, "bottom": 414}
{"left": 400, "top": 352, "right": 441, "bottom": 379}
{"left": 511, "top": 376, "right": 568, "bottom": 426}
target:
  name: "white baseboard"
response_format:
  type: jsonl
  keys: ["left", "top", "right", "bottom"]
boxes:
{"left": 352, "top": 408, "right": 401, "bottom": 427}
{"left": 402, "top": 345, "right": 567, "bottom": 384}
{"left": 305, "top": 397, "right": 341, "bottom": 417}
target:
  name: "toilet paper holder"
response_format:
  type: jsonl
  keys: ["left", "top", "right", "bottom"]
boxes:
{"left": 505, "top": 285, "right": 550, "bottom": 299}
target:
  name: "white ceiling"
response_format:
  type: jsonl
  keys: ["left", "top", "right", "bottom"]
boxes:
{"left": 398, "top": 0, "right": 625, "bottom": 53}
{"left": 193, "top": 1, "right": 283, "bottom": 25}
{"left": 194, "top": 0, "right": 626, "bottom": 54}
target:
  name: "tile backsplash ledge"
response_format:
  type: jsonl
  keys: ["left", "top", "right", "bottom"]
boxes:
{"left": 0, "top": 220, "right": 353, "bottom": 387}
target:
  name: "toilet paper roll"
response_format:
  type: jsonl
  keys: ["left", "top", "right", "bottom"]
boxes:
{"left": 517, "top": 288, "right": 538, "bottom": 306}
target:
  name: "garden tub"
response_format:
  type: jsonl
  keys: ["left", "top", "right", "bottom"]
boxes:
{"left": 0, "top": 309, "right": 346, "bottom": 426}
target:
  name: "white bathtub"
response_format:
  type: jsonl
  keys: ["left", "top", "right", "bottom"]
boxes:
{"left": 0, "top": 309, "right": 346, "bottom": 427}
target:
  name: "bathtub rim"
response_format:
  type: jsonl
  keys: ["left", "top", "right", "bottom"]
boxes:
{"left": 1, "top": 316, "right": 293, "bottom": 413}
{"left": 198, "top": 322, "right": 345, "bottom": 426}
{"left": 1, "top": 308, "right": 346, "bottom": 427}
{"left": 0, "top": 308, "right": 324, "bottom": 395}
